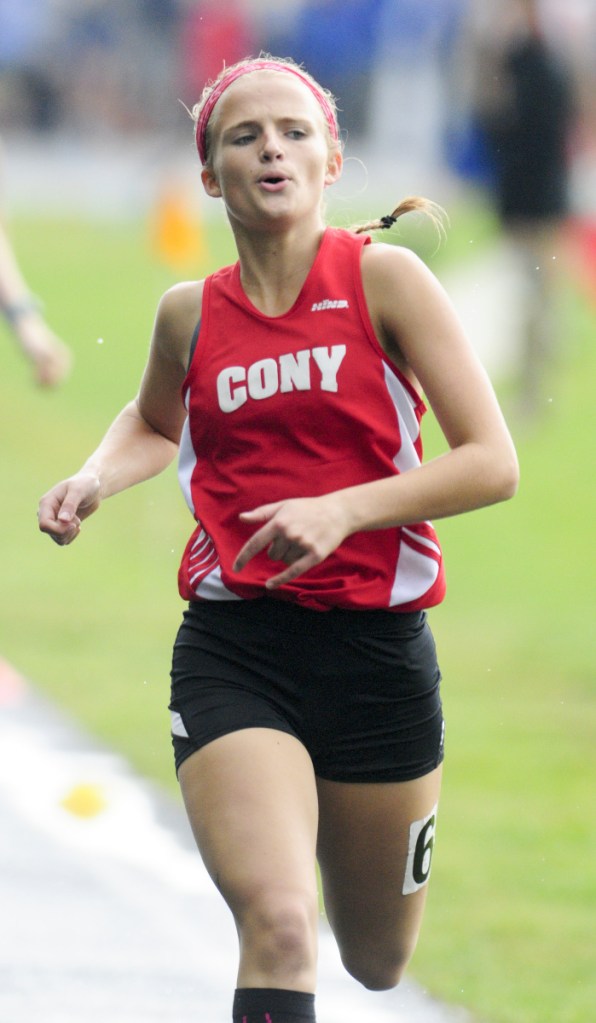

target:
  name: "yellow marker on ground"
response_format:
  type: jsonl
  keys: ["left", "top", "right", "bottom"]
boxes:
{"left": 60, "top": 783, "right": 107, "bottom": 818}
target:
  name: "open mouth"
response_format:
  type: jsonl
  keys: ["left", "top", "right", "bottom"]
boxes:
{"left": 259, "top": 175, "right": 288, "bottom": 190}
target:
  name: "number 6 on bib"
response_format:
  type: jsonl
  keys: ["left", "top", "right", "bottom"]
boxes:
{"left": 402, "top": 805, "right": 438, "bottom": 895}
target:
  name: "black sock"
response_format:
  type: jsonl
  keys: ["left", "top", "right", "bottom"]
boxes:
{"left": 232, "top": 987, "right": 316, "bottom": 1023}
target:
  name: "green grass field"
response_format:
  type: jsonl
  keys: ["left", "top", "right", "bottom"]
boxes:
{"left": 1, "top": 206, "right": 594, "bottom": 1023}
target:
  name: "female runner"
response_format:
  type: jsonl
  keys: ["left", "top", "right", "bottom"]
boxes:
{"left": 38, "top": 56, "right": 519, "bottom": 1023}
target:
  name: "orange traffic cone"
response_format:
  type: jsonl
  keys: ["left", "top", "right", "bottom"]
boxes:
{"left": 150, "top": 183, "right": 207, "bottom": 271}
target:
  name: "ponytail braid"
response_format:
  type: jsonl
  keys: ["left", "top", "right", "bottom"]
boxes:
{"left": 352, "top": 196, "right": 448, "bottom": 245}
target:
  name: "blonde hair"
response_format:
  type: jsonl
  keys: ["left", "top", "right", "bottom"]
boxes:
{"left": 192, "top": 53, "right": 342, "bottom": 166}
{"left": 190, "top": 58, "right": 447, "bottom": 249}
{"left": 353, "top": 197, "right": 448, "bottom": 245}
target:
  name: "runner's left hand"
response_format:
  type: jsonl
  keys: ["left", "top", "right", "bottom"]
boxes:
{"left": 233, "top": 495, "right": 350, "bottom": 589}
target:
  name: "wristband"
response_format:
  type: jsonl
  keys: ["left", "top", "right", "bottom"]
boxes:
{"left": 1, "top": 296, "right": 42, "bottom": 324}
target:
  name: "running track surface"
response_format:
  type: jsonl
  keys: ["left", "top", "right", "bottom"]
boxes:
{"left": 0, "top": 658, "right": 474, "bottom": 1023}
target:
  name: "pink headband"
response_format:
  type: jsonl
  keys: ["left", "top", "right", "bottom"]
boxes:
{"left": 195, "top": 60, "right": 339, "bottom": 164}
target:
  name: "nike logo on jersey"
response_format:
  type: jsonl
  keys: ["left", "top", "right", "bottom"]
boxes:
{"left": 216, "top": 345, "right": 347, "bottom": 413}
{"left": 311, "top": 299, "right": 349, "bottom": 312}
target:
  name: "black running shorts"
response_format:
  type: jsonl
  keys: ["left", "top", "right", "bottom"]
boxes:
{"left": 169, "top": 598, "right": 444, "bottom": 783}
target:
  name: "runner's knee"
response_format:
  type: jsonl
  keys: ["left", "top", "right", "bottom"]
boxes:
{"left": 340, "top": 935, "right": 416, "bottom": 991}
{"left": 238, "top": 889, "right": 318, "bottom": 979}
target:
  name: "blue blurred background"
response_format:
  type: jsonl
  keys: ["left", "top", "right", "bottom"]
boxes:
{"left": 1, "top": 0, "right": 596, "bottom": 223}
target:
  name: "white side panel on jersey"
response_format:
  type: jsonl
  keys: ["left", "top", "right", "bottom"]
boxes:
{"left": 382, "top": 362, "right": 421, "bottom": 473}
{"left": 390, "top": 538, "right": 440, "bottom": 607}
{"left": 177, "top": 405, "right": 197, "bottom": 515}
{"left": 194, "top": 564, "right": 243, "bottom": 602}
{"left": 382, "top": 364, "right": 441, "bottom": 606}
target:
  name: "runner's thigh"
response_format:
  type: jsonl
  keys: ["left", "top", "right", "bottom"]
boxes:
{"left": 316, "top": 766, "right": 442, "bottom": 988}
{"left": 178, "top": 728, "right": 320, "bottom": 915}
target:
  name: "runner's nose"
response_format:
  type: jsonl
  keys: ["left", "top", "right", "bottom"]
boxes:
{"left": 260, "top": 132, "right": 284, "bottom": 161}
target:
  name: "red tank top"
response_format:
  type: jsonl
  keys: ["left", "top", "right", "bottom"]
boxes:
{"left": 177, "top": 227, "right": 445, "bottom": 612}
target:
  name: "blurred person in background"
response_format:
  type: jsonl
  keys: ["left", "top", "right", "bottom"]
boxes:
{"left": 369, "top": 0, "right": 465, "bottom": 183}
{"left": 180, "top": 0, "right": 255, "bottom": 106}
{"left": 473, "top": 0, "right": 576, "bottom": 419}
{"left": 270, "top": 0, "right": 384, "bottom": 142}
{"left": 0, "top": 218, "right": 72, "bottom": 387}
{"left": 0, "top": 142, "right": 71, "bottom": 387}
{"left": 0, "top": 0, "right": 61, "bottom": 131}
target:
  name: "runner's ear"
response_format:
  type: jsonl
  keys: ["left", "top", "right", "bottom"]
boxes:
{"left": 324, "top": 149, "right": 342, "bottom": 188}
{"left": 201, "top": 166, "right": 222, "bottom": 198}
